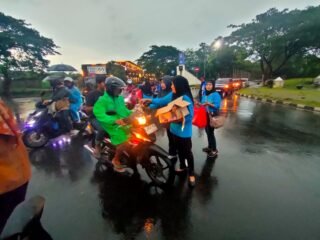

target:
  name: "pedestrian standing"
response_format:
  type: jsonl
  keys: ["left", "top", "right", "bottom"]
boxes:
{"left": 201, "top": 80, "right": 221, "bottom": 157}
{"left": 145, "top": 76, "right": 196, "bottom": 187}
{"left": 156, "top": 76, "right": 176, "bottom": 158}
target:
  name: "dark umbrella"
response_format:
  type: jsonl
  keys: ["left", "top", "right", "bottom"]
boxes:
{"left": 47, "top": 64, "right": 77, "bottom": 72}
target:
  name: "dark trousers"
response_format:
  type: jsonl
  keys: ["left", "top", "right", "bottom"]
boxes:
{"left": 56, "top": 110, "right": 72, "bottom": 133}
{"left": 171, "top": 134, "right": 195, "bottom": 175}
{"left": 205, "top": 113, "right": 217, "bottom": 151}
{"left": 166, "top": 129, "right": 176, "bottom": 156}
{"left": 0, "top": 182, "right": 28, "bottom": 234}
{"left": 90, "top": 118, "right": 106, "bottom": 142}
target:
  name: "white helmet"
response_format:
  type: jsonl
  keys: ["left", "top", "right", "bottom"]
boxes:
{"left": 64, "top": 77, "right": 74, "bottom": 82}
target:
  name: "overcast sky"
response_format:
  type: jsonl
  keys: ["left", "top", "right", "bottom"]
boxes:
{"left": 1, "top": 0, "right": 318, "bottom": 70}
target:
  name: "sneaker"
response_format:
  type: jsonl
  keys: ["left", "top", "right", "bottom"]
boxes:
{"left": 188, "top": 175, "right": 196, "bottom": 187}
{"left": 202, "top": 147, "right": 211, "bottom": 153}
{"left": 208, "top": 150, "right": 218, "bottom": 158}
{"left": 168, "top": 155, "right": 177, "bottom": 160}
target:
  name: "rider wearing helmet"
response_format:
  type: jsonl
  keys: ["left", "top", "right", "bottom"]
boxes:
{"left": 44, "top": 77, "right": 72, "bottom": 133}
{"left": 93, "top": 77, "right": 132, "bottom": 172}
{"left": 49, "top": 77, "right": 70, "bottom": 103}
{"left": 125, "top": 79, "right": 135, "bottom": 94}
{"left": 64, "top": 77, "right": 83, "bottom": 123}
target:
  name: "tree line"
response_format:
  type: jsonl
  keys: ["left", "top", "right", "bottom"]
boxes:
{"left": 1, "top": 5, "right": 320, "bottom": 96}
{"left": 137, "top": 5, "right": 320, "bottom": 82}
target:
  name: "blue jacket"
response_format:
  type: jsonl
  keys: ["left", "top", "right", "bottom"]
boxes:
{"left": 201, "top": 92, "right": 221, "bottom": 114}
{"left": 150, "top": 92, "right": 194, "bottom": 138}
{"left": 69, "top": 86, "right": 82, "bottom": 108}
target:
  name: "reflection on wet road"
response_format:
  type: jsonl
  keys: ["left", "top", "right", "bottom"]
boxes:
{"left": 22, "top": 95, "right": 320, "bottom": 240}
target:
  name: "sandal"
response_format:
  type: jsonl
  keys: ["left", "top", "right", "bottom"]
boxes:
{"left": 208, "top": 150, "right": 218, "bottom": 158}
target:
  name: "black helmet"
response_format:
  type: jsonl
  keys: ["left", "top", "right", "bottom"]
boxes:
{"left": 105, "top": 76, "right": 126, "bottom": 97}
{"left": 50, "top": 77, "right": 64, "bottom": 89}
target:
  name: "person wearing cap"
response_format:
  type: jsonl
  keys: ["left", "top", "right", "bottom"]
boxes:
{"left": 64, "top": 77, "right": 83, "bottom": 123}
{"left": 0, "top": 100, "right": 31, "bottom": 233}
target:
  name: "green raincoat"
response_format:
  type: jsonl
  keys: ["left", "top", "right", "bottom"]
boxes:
{"left": 93, "top": 92, "right": 132, "bottom": 145}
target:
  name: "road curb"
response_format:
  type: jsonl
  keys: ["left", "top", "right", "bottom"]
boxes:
{"left": 237, "top": 93, "right": 320, "bottom": 113}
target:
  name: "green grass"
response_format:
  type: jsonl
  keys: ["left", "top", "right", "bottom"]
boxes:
{"left": 282, "top": 78, "right": 315, "bottom": 89}
{"left": 239, "top": 80, "right": 320, "bottom": 107}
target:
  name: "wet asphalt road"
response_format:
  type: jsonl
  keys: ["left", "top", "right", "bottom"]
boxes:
{"left": 20, "top": 95, "right": 320, "bottom": 240}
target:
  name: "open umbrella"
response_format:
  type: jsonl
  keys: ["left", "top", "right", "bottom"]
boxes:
{"left": 47, "top": 64, "right": 77, "bottom": 72}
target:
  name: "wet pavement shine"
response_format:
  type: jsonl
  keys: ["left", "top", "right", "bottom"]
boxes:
{"left": 21, "top": 96, "right": 320, "bottom": 240}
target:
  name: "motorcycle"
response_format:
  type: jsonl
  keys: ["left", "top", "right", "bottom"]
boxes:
{"left": 123, "top": 88, "right": 142, "bottom": 110}
{"left": 0, "top": 196, "right": 52, "bottom": 240}
{"left": 87, "top": 104, "right": 175, "bottom": 188}
{"left": 23, "top": 100, "right": 88, "bottom": 149}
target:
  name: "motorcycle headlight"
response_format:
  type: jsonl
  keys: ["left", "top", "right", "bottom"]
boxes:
{"left": 26, "top": 119, "right": 36, "bottom": 127}
{"left": 136, "top": 116, "right": 147, "bottom": 125}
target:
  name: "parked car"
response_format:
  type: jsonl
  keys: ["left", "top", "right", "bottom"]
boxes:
{"left": 215, "top": 78, "right": 234, "bottom": 98}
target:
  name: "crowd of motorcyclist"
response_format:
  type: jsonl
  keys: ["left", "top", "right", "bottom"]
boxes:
{"left": 31, "top": 74, "right": 221, "bottom": 186}
{"left": 82, "top": 75, "right": 221, "bottom": 187}
{"left": 0, "top": 73, "right": 222, "bottom": 235}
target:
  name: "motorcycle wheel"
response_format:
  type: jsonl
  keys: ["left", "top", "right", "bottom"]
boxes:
{"left": 23, "top": 130, "right": 49, "bottom": 148}
{"left": 145, "top": 150, "right": 175, "bottom": 187}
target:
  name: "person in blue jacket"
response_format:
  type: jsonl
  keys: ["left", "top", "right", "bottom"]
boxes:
{"left": 64, "top": 77, "right": 83, "bottom": 123}
{"left": 144, "top": 76, "right": 196, "bottom": 187}
{"left": 201, "top": 80, "right": 221, "bottom": 157}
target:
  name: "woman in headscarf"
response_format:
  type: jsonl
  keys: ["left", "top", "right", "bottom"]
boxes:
{"left": 201, "top": 80, "right": 221, "bottom": 157}
{"left": 0, "top": 99, "right": 31, "bottom": 233}
{"left": 158, "top": 76, "right": 173, "bottom": 98}
{"left": 145, "top": 76, "right": 196, "bottom": 187}
{"left": 140, "top": 79, "right": 153, "bottom": 99}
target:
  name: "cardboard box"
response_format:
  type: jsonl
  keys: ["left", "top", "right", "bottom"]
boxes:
{"left": 155, "top": 97, "right": 190, "bottom": 123}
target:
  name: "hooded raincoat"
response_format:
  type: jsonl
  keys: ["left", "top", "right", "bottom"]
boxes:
{"left": 93, "top": 92, "right": 132, "bottom": 145}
